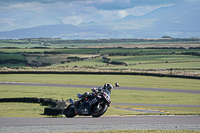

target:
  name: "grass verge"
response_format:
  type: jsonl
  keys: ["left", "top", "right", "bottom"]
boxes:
{"left": 0, "top": 103, "right": 44, "bottom": 117}
{"left": 0, "top": 85, "right": 199, "bottom": 105}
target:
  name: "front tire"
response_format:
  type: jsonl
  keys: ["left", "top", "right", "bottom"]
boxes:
{"left": 64, "top": 104, "right": 76, "bottom": 118}
{"left": 91, "top": 103, "right": 108, "bottom": 117}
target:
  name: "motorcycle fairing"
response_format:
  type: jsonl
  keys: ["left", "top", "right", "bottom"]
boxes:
{"left": 103, "top": 92, "right": 111, "bottom": 103}
{"left": 75, "top": 95, "right": 99, "bottom": 115}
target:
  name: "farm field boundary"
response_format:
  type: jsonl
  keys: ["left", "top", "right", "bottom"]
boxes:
{"left": 0, "top": 70, "right": 199, "bottom": 79}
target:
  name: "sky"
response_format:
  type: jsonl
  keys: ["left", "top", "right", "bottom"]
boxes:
{"left": 0, "top": 0, "right": 196, "bottom": 32}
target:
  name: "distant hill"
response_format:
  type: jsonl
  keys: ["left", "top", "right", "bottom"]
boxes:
{"left": 0, "top": 24, "right": 123, "bottom": 39}
{"left": 0, "top": 24, "right": 78, "bottom": 39}
{"left": 0, "top": 1, "right": 199, "bottom": 39}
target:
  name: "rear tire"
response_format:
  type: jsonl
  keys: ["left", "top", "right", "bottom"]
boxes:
{"left": 91, "top": 103, "right": 108, "bottom": 117}
{"left": 64, "top": 104, "right": 76, "bottom": 118}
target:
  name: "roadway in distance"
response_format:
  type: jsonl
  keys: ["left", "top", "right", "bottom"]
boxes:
{"left": 1, "top": 82, "right": 199, "bottom": 94}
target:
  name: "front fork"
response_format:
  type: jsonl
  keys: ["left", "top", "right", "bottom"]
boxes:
{"left": 96, "top": 102, "right": 100, "bottom": 110}
{"left": 96, "top": 101, "right": 106, "bottom": 111}
{"left": 69, "top": 98, "right": 79, "bottom": 114}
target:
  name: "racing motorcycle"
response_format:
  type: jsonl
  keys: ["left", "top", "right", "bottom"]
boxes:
{"left": 64, "top": 83, "right": 119, "bottom": 118}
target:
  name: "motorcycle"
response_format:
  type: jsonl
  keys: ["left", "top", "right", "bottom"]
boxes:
{"left": 64, "top": 83, "right": 119, "bottom": 118}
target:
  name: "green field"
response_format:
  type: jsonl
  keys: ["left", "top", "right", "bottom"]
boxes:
{"left": 0, "top": 53, "right": 27, "bottom": 67}
{"left": 1, "top": 38, "right": 200, "bottom": 48}
{"left": 0, "top": 49, "right": 48, "bottom": 53}
{"left": 108, "top": 55, "right": 200, "bottom": 63}
{"left": 0, "top": 38, "right": 200, "bottom": 117}
{"left": 1, "top": 74, "right": 200, "bottom": 90}
{"left": 1, "top": 39, "right": 200, "bottom": 76}
{"left": 0, "top": 53, "right": 25, "bottom": 60}
{"left": 49, "top": 54, "right": 200, "bottom": 70}
{"left": 0, "top": 48, "right": 199, "bottom": 54}
{"left": 100, "top": 48, "right": 200, "bottom": 55}
{"left": 1, "top": 53, "right": 200, "bottom": 71}
{"left": 1, "top": 85, "right": 199, "bottom": 105}
{"left": 128, "top": 62, "right": 200, "bottom": 69}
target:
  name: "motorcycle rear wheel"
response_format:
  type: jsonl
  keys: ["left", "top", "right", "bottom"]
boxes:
{"left": 64, "top": 104, "right": 76, "bottom": 118}
{"left": 91, "top": 103, "right": 108, "bottom": 117}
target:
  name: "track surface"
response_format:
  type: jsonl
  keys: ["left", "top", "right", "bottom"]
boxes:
{"left": 0, "top": 116, "right": 200, "bottom": 132}
{"left": 1, "top": 82, "right": 200, "bottom": 94}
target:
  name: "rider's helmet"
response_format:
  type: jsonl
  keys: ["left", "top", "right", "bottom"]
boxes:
{"left": 103, "top": 83, "right": 113, "bottom": 93}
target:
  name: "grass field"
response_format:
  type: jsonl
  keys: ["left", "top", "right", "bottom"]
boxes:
{"left": 25, "top": 54, "right": 97, "bottom": 66}
{"left": 53, "top": 57, "right": 105, "bottom": 68}
{"left": 0, "top": 39, "right": 200, "bottom": 118}
{"left": 0, "top": 48, "right": 101, "bottom": 54}
{"left": 0, "top": 49, "right": 49, "bottom": 53}
{"left": 0, "top": 85, "right": 199, "bottom": 117}
{"left": 0, "top": 53, "right": 27, "bottom": 67}
{"left": 0, "top": 74, "right": 200, "bottom": 90}
{"left": 0, "top": 74, "right": 200, "bottom": 117}
{"left": 0, "top": 53, "right": 25, "bottom": 60}
{"left": 52, "top": 55, "right": 200, "bottom": 69}
{"left": 101, "top": 62, "right": 200, "bottom": 70}
{"left": 1, "top": 38, "right": 200, "bottom": 48}
{"left": 1, "top": 53, "right": 200, "bottom": 74}
{"left": 100, "top": 48, "right": 200, "bottom": 55}
{"left": 108, "top": 55, "right": 200, "bottom": 63}
{"left": 0, "top": 46, "right": 199, "bottom": 78}
{"left": 1, "top": 85, "right": 199, "bottom": 105}
{"left": 0, "top": 103, "right": 44, "bottom": 117}
{"left": 1, "top": 48, "right": 200, "bottom": 54}
{"left": 0, "top": 63, "right": 26, "bottom": 67}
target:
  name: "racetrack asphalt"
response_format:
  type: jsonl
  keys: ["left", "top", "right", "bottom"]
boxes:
{"left": 0, "top": 116, "right": 200, "bottom": 132}
{"left": 1, "top": 82, "right": 200, "bottom": 94}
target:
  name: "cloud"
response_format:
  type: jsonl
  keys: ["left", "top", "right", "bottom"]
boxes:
{"left": 0, "top": 7, "right": 63, "bottom": 31}
{"left": 88, "top": 0, "right": 180, "bottom": 10}
{"left": 0, "top": 0, "right": 182, "bottom": 32}
{"left": 112, "top": 19, "right": 158, "bottom": 30}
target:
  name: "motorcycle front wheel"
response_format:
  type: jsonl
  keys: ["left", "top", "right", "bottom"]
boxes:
{"left": 91, "top": 102, "right": 108, "bottom": 117}
{"left": 64, "top": 104, "right": 76, "bottom": 118}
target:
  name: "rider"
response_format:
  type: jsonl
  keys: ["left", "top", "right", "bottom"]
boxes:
{"left": 76, "top": 83, "right": 113, "bottom": 102}
{"left": 91, "top": 83, "right": 113, "bottom": 96}
{"left": 102, "top": 83, "right": 113, "bottom": 96}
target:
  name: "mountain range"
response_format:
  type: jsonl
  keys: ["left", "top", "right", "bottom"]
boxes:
{"left": 0, "top": 1, "right": 199, "bottom": 39}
